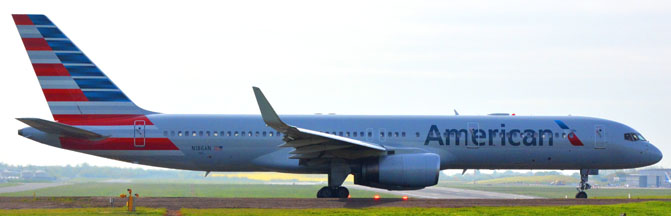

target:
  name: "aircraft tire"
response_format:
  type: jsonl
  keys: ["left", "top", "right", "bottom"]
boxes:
{"left": 575, "top": 191, "right": 588, "bottom": 199}
{"left": 336, "top": 187, "right": 349, "bottom": 198}
{"left": 317, "top": 186, "right": 332, "bottom": 198}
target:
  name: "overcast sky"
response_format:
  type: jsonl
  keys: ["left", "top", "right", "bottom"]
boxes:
{"left": 1, "top": 1, "right": 669, "bottom": 170}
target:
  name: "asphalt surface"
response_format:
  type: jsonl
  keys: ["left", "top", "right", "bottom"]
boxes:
{"left": 0, "top": 197, "right": 668, "bottom": 209}
{"left": 0, "top": 183, "right": 71, "bottom": 193}
{"left": 349, "top": 185, "right": 539, "bottom": 199}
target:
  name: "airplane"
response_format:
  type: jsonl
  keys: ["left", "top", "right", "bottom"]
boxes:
{"left": 13, "top": 14, "right": 663, "bottom": 199}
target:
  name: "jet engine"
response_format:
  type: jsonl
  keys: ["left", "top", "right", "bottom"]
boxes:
{"left": 354, "top": 153, "right": 440, "bottom": 190}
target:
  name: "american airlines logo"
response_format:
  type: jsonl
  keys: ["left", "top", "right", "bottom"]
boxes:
{"left": 423, "top": 120, "right": 582, "bottom": 147}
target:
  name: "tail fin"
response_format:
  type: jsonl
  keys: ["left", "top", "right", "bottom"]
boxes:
{"left": 13, "top": 14, "right": 154, "bottom": 125}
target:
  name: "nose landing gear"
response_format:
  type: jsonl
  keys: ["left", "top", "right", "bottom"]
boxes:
{"left": 575, "top": 169, "right": 593, "bottom": 199}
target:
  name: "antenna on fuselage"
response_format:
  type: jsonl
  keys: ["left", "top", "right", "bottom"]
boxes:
{"left": 454, "top": 109, "right": 459, "bottom": 115}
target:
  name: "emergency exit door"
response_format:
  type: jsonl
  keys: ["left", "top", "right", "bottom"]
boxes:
{"left": 594, "top": 125, "right": 606, "bottom": 149}
{"left": 134, "top": 120, "right": 146, "bottom": 147}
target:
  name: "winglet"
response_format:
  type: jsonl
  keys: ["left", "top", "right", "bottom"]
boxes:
{"left": 253, "top": 87, "right": 290, "bottom": 132}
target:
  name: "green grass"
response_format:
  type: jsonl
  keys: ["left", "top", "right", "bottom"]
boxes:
{"left": 440, "top": 183, "right": 671, "bottom": 199}
{"left": 0, "top": 207, "right": 165, "bottom": 216}
{"left": 181, "top": 201, "right": 671, "bottom": 216}
{"left": 0, "top": 183, "right": 398, "bottom": 198}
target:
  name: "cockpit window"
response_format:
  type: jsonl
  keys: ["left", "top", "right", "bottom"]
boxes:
{"left": 624, "top": 133, "right": 647, "bottom": 142}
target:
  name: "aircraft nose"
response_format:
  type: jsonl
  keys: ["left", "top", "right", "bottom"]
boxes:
{"left": 650, "top": 144, "right": 663, "bottom": 164}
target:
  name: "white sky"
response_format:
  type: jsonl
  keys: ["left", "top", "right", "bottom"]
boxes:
{"left": 0, "top": 0, "right": 669, "bottom": 170}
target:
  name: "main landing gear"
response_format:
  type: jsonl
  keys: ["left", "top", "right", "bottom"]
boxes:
{"left": 317, "top": 160, "right": 350, "bottom": 198}
{"left": 575, "top": 169, "right": 592, "bottom": 199}
{"left": 317, "top": 186, "right": 349, "bottom": 198}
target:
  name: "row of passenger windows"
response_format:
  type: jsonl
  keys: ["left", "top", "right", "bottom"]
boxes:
{"left": 162, "top": 130, "right": 417, "bottom": 138}
{"left": 162, "top": 130, "right": 572, "bottom": 139}
{"left": 163, "top": 130, "right": 282, "bottom": 137}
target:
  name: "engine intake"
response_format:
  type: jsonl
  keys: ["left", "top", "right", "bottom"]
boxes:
{"left": 355, "top": 153, "right": 440, "bottom": 190}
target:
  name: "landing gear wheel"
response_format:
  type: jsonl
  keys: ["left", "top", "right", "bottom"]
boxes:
{"left": 317, "top": 187, "right": 333, "bottom": 198}
{"left": 575, "top": 191, "right": 588, "bottom": 199}
{"left": 336, "top": 187, "right": 349, "bottom": 198}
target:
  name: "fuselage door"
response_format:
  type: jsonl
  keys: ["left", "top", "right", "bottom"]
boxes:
{"left": 467, "top": 122, "right": 479, "bottom": 149}
{"left": 594, "top": 125, "right": 606, "bottom": 149}
{"left": 134, "top": 120, "right": 146, "bottom": 148}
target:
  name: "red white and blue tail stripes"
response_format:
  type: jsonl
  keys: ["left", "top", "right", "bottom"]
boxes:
{"left": 13, "top": 14, "right": 153, "bottom": 126}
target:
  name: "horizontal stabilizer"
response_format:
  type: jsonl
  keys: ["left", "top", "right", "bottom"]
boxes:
{"left": 17, "top": 118, "right": 105, "bottom": 139}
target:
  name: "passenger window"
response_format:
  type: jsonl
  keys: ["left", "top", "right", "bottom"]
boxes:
{"left": 248, "top": 131, "right": 252, "bottom": 136}
{"left": 416, "top": 132, "right": 420, "bottom": 137}
{"left": 163, "top": 131, "right": 168, "bottom": 137}
{"left": 193, "top": 132, "right": 198, "bottom": 137}
{"left": 394, "top": 132, "right": 399, "bottom": 137}
{"left": 255, "top": 131, "right": 260, "bottom": 137}
{"left": 206, "top": 131, "right": 210, "bottom": 136}
{"left": 178, "top": 131, "right": 183, "bottom": 136}
{"left": 352, "top": 132, "right": 357, "bottom": 137}
{"left": 227, "top": 131, "right": 231, "bottom": 136}
{"left": 235, "top": 131, "right": 239, "bottom": 136}
{"left": 339, "top": 132, "right": 343, "bottom": 136}
{"left": 199, "top": 131, "right": 204, "bottom": 136}
{"left": 346, "top": 132, "right": 350, "bottom": 137}
{"left": 171, "top": 131, "right": 175, "bottom": 136}
{"left": 269, "top": 132, "right": 273, "bottom": 137}
{"left": 263, "top": 131, "right": 267, "bottom": 136}
{"left": 388, "top": 132, "right": 392, "bottom": 137}
{"left": 380, "top": 132, "right": 385, "bottom": 137}
{"left": 562, "top": 133, "right": 567, "bottom": 139}
{"left": 213, "top": 132, "right": 218, "bottom": 136}
{"left": 368, "top": 132, "right": 372, "bottom": 137}
{"left": 360, "top": 132, "right": 364, "bottom": 137}
{"left": 402, "top": 132, "right": 406, "bottom": 137}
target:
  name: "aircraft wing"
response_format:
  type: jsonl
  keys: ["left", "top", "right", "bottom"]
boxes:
{"left": 253, "top": 87, "right": 386, "bottom": 161}
{"left": 17, "top": 118, "right": 105, "bottom": 140}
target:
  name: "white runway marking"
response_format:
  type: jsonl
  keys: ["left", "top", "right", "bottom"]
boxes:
{"left": 348, "top": 185, "right": 539, "bottom": 199}
{"left": 0, "top": 182, "right": 71, "bottom": 194}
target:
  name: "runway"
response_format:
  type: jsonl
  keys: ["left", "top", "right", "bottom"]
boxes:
{"left": 348, "top": 185, "right": 539, "bottom": 199}
{"left": 0, "top": 197, "right": 668, "bottom": 209}
{"left": 0, "top": 183, "right": 71, "bottom": 193}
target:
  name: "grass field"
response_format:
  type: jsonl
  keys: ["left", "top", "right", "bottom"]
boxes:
{"left": 181, "top": 201, "right": 671, "bottom": 216}
{"left": 441, "top": 183, "right": 671, "bottom": 199}
{"left": 0, "top": 207, "right": 165, "bottom": 216}
{"left": 0, "top": 183, "right": 398, "bottom": 198}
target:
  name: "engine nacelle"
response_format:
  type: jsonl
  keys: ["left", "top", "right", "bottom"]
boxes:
{"left": 354, "top": 153, "right": 440, "bottom": 190}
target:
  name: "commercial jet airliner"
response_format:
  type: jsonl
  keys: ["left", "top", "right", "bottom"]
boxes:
{"left": 14, "top": 14, "right": 662, "bottom": 199}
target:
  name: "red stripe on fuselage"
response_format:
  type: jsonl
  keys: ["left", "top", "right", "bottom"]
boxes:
{"left": 22, "top": 38, "right": 51, "bottom": 50}
{"left": 59, "top": 137, "right": 178, "bottom": 150}
{"left": 567, "top": 132, "right": 584, "bottom": 146}
{"left": 53, "top": 114, "right": 154, "bottom": 126}
{"left": 33, "top": 64, "right": 70, "bottom": 76}
{"left": 43, "top": 89, "right": 88, "bottom": 101}
{"left": 12, "top": 14, "right": 33, "bottom": 25}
